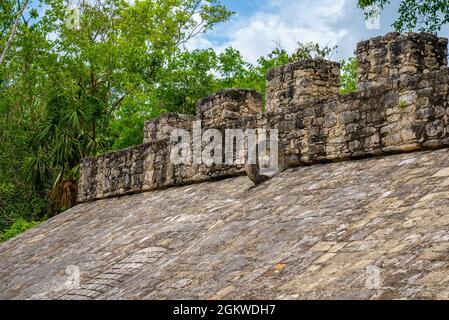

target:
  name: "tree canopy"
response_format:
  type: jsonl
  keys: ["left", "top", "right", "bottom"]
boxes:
{"left": 0, "top": 0, "right": 235, "bottom": 229}
{"left": 359, "top": 0, "right": 449, "bottom": 32}
{"left": 0, "top": 0, "right": 373, "bottom": 240}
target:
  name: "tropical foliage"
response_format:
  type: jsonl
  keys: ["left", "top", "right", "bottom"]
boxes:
{"left": 3, "top": 0, "right": 447, "bottom": 241}
{"left": 358, "top": 0, "right": 449, "bottom": 32}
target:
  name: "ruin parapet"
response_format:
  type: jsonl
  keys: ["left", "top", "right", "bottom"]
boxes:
{"left": 144, "top": 113, "right": 195, "bottom": 144}
{"left": 266, "top": 59, "right": 340, "bottom": 112}
{"left": 356, "top": 32, "right": 448, "bottom": 88}
{"left": 197, "top": 89, "right": 262, "bottom": 127}
{"left": 78, "top": 32, "right": 449, "bottom": 203}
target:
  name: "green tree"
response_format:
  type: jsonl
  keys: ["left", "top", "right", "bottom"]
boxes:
{"left": 150, "top": 49, "right": 220, "bottom": 115}
{"left": 0, "top": 0, "right": 358, "bottom": 239}
{"left": 0, "top": 219, "right": 42, "bottom": 242}
{"left": 340, "top": 57, "right": 358, "bottom": 94}
{"left": 359, "top": 0, "right": 449, "bottom": 32}
{"left": 290, "top": 42, "right": 338, "bottom": 61}
{"left": 0, "top": 0, "right": 233, "bottom": 222}
{"left": 31, "top": 0, "right": 231, "bottom": 207}
{"left": 0, "top": 0, "right": 31, "bottom": 66}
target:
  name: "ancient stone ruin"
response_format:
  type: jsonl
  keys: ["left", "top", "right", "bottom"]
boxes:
{"left": 3, "top": 32, "right": 449, "bottom": 300}
{"left": 78, "top": 32, "right": 449, "bottom": 203}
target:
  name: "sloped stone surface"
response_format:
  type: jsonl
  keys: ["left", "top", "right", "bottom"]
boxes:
{"left": 2, "top": 149, "right": 449, "bottom": 300}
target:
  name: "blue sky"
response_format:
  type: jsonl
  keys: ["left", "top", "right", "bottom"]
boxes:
{"left": 186, "top": 0, "right": 449, "bottom": 63}
{"left": 31, "top": 0, "right": 449, "bottom": 64}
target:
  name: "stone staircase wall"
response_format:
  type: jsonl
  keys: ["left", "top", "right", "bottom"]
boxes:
{"left": 78, "top": 32, "right": 449, "bottom": 203}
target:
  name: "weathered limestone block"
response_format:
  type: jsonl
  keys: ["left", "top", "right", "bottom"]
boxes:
{"left": 11, "top": 148, "right": 449, "bottom": 300}
{"left": 197, "top": 89, "right": 262, "bottom": 128}
{"left": 78, "top": 33, "right": 449, "bottom": 203}
{"left": 79, "top": 66, "right": 449, "bottom": 202}
{"left": 78, "top": 144, "right": 150, "bottom": 202}
{"left": 144, "top": 113, "right": 195, "bottom": 144}
{"left": 272, "top": 68, "right": 449, "bottom": 164}
{"left": 266, "top": 59, "right": 340, "bottom": 112}
{"left": 357, "top": 32, "right": 448, "bottom": 88}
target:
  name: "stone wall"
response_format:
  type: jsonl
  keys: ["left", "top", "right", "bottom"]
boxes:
{"left": 78, "top": 32, "right": 449, "bottom": 203}
{"left": 144, "top": 113, "right": 195, "bottom": 144}
{"left": 79, "top": 90, "right": 258, "bottom": 202}
{"left": 267, "top": 68, "right": 449, "bottom": 165}
{"left": 197, "top": 89, "right": 262, "bottom": 127}
{"left": 357, "top": 32, "right": 448, "bottom": 88}
{"left": 266, "top": 59, "right": 340, "bottom": 112}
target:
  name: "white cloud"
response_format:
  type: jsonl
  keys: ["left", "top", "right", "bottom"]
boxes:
{"left": 185, "top": 0, "right": 449, "bottom": 63}
{"left": 184, "top": 34, "right": 216, "bottom": 51}
{"left": 186, "top": 0, "right": 350, "bottom": 64}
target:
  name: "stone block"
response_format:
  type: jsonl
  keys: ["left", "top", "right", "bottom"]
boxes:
{"left": 144, "top": 113, "right": 195, "bottom": 144}
{"left": 266, "top": 59, "right": 340, "bottom": 112}
{"left": 357, "top": 32, "right": 448, "bottom": 88}
{"left": 197, "top": 89, "right": 262, "bottom": 128}
{"left": 78, "top": 33, "right": 449, "bottom": 203}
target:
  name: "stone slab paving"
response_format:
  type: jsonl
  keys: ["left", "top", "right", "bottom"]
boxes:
{"left": 2, "top": 149, "right": 449, "bottom": 299}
